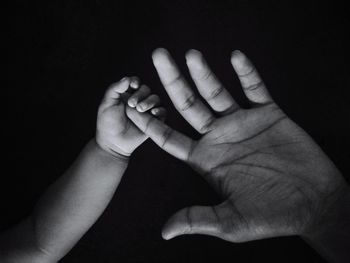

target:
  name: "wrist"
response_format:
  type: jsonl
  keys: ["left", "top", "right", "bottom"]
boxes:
{"left": 92, "top": 138, "right": 130, "bottom": 164}
{"left": 304, "top": 184, "right": 350, "bottom": 237}
{"left": 302, "top": 184, "right": 350, "bottom": 262}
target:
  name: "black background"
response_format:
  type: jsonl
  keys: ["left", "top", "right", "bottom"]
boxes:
{"left": 4, "top": 0, "right": 350, "bottom": 262}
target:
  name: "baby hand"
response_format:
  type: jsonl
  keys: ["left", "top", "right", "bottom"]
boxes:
{"left": 96, "top": 77, "right": 166, "bottom": 158}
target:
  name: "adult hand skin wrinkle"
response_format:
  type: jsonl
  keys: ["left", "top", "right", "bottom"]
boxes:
{"left": 128, "top": 48, "right": 350, "bottom": 263}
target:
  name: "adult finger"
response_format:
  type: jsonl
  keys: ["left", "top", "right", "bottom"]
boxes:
{"left": 152, "top": 48, "right": 216, "bottom": 134}
{"left": 161, "top": 205, "right": 223, "bottom": 240}
{"left": 230, "top": 50, "right": 272, "bottom": 105}
{"left": 186, "top": 49, "right": 239, "bottom": 114}
{"left": 127, "top": 84, "right": 151, "bottom": 108}
{"left": 126, "top": 107, "right": 194, "bottom": 161}
{"left": 136, "top": 94, "right": 160, "bottom": 112}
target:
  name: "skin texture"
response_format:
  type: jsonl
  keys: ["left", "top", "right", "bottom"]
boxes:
{"left": 128, "top": 48, "right": 350, "bottom": 262}
{"left": 97, "top": 76, "right": 166, "bottom": 157}
{"left": 0, "top": 77, "right": 165, "bottom": 262}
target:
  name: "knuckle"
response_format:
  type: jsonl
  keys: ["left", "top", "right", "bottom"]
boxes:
{"left": 237, "top": 65, "right": 255, "bottom": 77}
{"left": 219, "top": 104, "right": 239, "bottom": 115}
{"left": 196, "top": 68, "right": 212, "bottom": 81}
{"left": 198, "top": 116, "right": 215, "bottom": 134}
{"left": 179, "top": 93, "right": 197, "bottom": 111}
{"left": 207, "top": 85, "right": 224, "bottom": 101}
{"left": 165, "top": 74, "right": 182, "bottom": 88}
{"left": 106, "top": 84, "right": 117, "bottom": 95}
{"left": 244, "top": 81, "right": 264, "bottom": 92}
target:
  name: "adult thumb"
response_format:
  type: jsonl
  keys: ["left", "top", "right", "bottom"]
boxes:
{"left": 162, "top": 205, "right": 223, "bottom": 240}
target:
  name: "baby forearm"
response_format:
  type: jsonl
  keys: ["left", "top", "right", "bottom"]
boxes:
{"left": 2, "top": 139, "right": 128, "bottom": 262}
{"left": 32, "top": 139, "right": 128, "bottom": 260}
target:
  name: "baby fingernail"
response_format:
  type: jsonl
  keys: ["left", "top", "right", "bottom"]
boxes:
{"left": 130, "top": 81, "right": 138, "bottom": 89}
{"left": 128, "top": 99, "right": 137, "bottom": 107}
{"left": 137, "top": 104, "right": 145, "bottom": 112}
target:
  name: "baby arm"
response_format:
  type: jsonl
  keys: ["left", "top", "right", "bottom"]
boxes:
{"left": 0, "top": 77, "right": 165, "bottom": 263}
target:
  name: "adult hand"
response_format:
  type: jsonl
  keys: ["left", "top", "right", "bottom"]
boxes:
{"left": 128, "top": 48, "right": 349, "bottom": 245}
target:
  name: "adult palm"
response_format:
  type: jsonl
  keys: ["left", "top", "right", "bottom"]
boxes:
{"left": 128, "top": 48, "right": 346, "bottom": 243}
